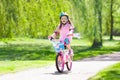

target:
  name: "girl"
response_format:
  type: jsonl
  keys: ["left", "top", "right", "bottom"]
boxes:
{"left": 49, "top": 12, "right": 74, "bottom": 59}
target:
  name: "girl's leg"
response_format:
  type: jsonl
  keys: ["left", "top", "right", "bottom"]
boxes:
{"left": 64, "top": 38, "right": 74, "bottom": 60}
{"left": 66, "top": 44, "right": 74, "bottom": 60}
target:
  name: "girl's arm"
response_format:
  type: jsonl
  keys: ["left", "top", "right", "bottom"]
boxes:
{"left": 51, "top": 25, "right": 60, "bottom": 38}
{"left": 67, "top": 25, "right": 74, "bottom": 36}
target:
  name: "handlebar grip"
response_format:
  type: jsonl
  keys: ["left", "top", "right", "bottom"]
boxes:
{"left": 50, "top": 37, "right": 54, "bottom": 40}
{"left": 48, "top": 36, "right": 54, "bottom": 41}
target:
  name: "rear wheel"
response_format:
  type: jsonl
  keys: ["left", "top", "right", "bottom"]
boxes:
{"left": 66, "top": 55, "right": 72, "bottom": 71}
{"left": 56, "top": 53, "right": 64, "bottom": 72}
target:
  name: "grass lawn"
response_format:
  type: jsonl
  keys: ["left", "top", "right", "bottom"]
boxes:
{"left": 89, "top": 62, "right": 120, "bottom": 80}
{"left": 0, "top": 36, "right": 119, "bottom": 74}
{"left": 0, "top": 60, "right": 53, "bottom": 74}
{"left": 72, "top": 36, "right": 120, "bottom": 60}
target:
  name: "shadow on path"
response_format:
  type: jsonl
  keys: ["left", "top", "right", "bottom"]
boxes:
{"left": 45, "top": 70, "right": 71, "bottom": 75}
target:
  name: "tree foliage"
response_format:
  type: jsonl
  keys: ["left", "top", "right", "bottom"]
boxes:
{"left": 0, "top": 0, "right": 120, "bottom": 43}
{"left": 0, "top": 0, "right": 72, "bottom": 38}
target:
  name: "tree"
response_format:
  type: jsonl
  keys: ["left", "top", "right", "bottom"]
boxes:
{"left": 110, "top": 0, "right": 114, "bottom": 40}
{"left": 103, "top": 0, "right": 120, "bottom": 39}
{"left": 92, "top": 0, "right": 102, "bottom": 47}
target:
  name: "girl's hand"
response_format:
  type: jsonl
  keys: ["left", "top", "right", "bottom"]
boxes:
{"left": 73, "top": 33, "right": 80, "bottom": 39}
{"left": 67, "top": 34, "right": 73, "bottom": 36}
{"left": 67, "top": 29, "right": 74, "bottom": 36}
{"left": 48, "top": 36, "right": 54, "bottom": 40}
{"left": 67, "top": 33, "right": 80, "bottom": 39}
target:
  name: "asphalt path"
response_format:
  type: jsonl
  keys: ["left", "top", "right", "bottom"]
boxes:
{"left": 0, "top": 52, "right": 120, "bottom": 80}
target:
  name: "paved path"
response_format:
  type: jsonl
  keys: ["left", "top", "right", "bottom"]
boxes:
{"left": 0, "top": 52, "right": 120, "bottom": 80}
{"left": 81, "top": 52, "right": 120, "bottom": 61}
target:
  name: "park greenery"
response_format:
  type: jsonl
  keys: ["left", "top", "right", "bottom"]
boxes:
{"left": 0, "top": 0, "right": 120, "bottom": 47}
{"left": 0, "top": 0, "right": 120, "bottom": 78}
{"left": 0, "top": 36, "right": 119, "bottom": 74}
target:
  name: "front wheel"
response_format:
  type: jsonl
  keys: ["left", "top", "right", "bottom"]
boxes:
{"left": 56, "top": 53, "right": 64, "bottom": 72}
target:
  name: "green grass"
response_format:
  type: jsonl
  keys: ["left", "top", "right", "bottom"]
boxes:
{"left": 0, "top": 37, "right": 119, "bottom": 61}
{"left": 89, "top": 62, "right": 120, "bottom": 80}
{"left": 0, "top": 60, "right": 53, "bottom": 74}
{"left": 0, "top": 37, "right": 119, "bottom": 74}
{"left": 73, "top": 37, "right": 120, "bottom": 60}
{"left": 0, "top": 38, "right": 55, "bottom": 74}
{"left": 0, "top": 38, "right": 119, "bottom": 61}
{"left": 0, "top": 39, "right": 55, "bottom": 60}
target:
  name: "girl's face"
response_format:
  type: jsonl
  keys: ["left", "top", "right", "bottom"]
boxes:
{"left": 61, "top": 16, "right": 68, "bottom": 24}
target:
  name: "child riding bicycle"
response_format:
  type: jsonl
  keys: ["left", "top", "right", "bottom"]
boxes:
{"left": 49, "top": 12, "right": 74, "bottom": 59}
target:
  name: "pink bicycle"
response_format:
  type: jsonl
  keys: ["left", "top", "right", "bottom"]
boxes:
{"left": 49, "top": 38, "right": 72, "bottom": 72}
{"left": 49, "top": 33, "right": 80, "bottom": 72}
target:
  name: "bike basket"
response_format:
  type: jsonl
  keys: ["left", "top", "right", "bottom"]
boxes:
{"left": 53, "top": 42, "right": 65, "bottom": 53}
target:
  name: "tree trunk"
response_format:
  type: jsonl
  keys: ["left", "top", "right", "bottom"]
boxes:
{"left": 98, "top": 2, "right": 102, "bottom": 47}
{"left": 92, "top": 0, "right": 102, "bottom": 48}
{"left": 92, "top": 39, "right": 102, "bottom": 48}
{"left": 110, "top": 0, "right": 114, "bottom": 40}
{"left": 98, "top": 19, "right": 102, "bottom": 47}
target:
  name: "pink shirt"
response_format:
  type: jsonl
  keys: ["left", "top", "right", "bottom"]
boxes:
{"left": 59, "top": 23, "right": 73, "bottom": 42}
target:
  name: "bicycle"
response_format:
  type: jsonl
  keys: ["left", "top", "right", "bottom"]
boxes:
{"left": 49, "top": 33, "right": 80, "bottom": 72}
{"left": 49, "top": 38, "right": 72, "bottom": 72}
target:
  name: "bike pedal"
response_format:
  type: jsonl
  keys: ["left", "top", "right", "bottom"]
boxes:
{"left": 65, "top": 62, "right": 68, "bottom": 64}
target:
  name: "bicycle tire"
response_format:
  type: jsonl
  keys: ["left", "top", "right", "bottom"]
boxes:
{"left": 66, "top": 56, "right": 72, "bottom": 71}
{"left": 56, "top": 53, "right": 64, "bottom": 72}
